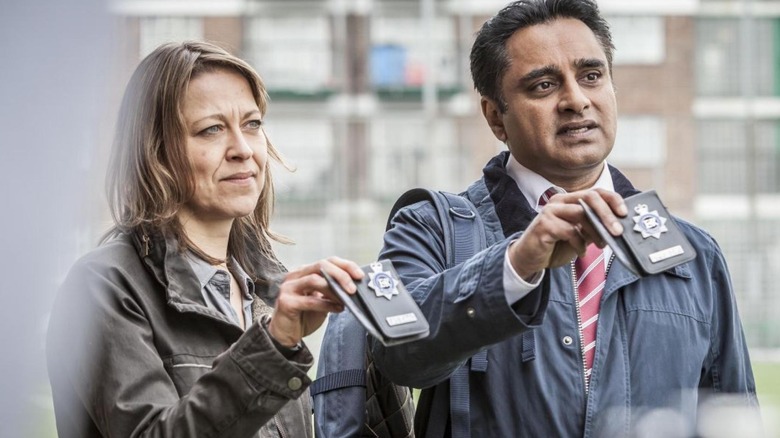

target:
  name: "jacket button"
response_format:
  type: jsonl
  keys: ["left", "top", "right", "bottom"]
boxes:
{"left": 287, "top": 377, "right": 302, "bottom": 391}
{"left": 466, "top": 307, "right": 476, "bottom": 318}
{"left": 562, "top": 336, "right": 573, "bottom": 346}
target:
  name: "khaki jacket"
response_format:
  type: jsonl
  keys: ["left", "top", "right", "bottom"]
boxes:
{"left": 47, "top": 229, "right": 314, "bottom": 438}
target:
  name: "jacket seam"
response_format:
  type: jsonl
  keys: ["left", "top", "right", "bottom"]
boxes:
{"left": 624, "top": 308, "right": 710, "bottom": 325}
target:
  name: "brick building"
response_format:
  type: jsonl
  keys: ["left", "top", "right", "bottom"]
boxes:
{"left": 104, "top": 0, "right": 780, "bottom": 350}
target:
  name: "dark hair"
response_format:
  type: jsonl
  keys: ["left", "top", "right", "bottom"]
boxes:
{"left": 470, "top": 0, "right": 614, "bottom": 112}
{"left": 105, "top": 41, "right": 290, "bottom": 274}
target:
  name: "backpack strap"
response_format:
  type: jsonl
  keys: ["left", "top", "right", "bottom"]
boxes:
{"left": 310, "top": 368, "right": 365, "bottom": 396}
{"left": 386, "top": 189, "right": 487, "bottom": 267}
{"left": 436, "top": 192, "right": 488, "bottom": 438}
{"left": 389, "top": 189, "right": 492, "bottom": 438}
{"left": 436, "top": 192, "right": 486, "bottom": 267}
{"left": 386, "top": 188, "right": 442, "bottom": 232}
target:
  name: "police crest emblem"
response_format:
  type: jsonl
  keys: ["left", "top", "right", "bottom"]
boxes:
{"left": 632, "top": 203, "right": 668, "bottom": 239}
{"left": 368, "top": 262, "right": 399, "bottom": 300}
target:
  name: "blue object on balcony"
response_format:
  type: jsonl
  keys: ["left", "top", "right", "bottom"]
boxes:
{"left": 371, "top": 44, "right": 406, "bottom": 87}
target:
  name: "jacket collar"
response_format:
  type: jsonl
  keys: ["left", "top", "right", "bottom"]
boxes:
{"left": 483, "top": 151, "right": 640, "bottom": 237}
{"left": 481, "top": 152, "right": 692, "bottom": 280}
{"left": 129, "top": 227, "right": 285, "bottom": 318}
{"left": 130, "top": 227, "right": 209, "bottom": 308}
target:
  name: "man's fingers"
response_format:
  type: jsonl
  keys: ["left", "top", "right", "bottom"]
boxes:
{"left": 578, "top": 190, "right": 625, "bottom": 237}
{"left": 592, "top": 188, "right": 628, "bottom": 217}
{"left": 515, "top": 212, "right": 588, "bottom": 264}
{"left": 545, "top": 189, "right": 627, "bottom": 237}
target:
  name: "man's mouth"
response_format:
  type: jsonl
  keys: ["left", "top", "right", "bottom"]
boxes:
{"left": 558, "top": 121, "right": 597, "bottom": 135}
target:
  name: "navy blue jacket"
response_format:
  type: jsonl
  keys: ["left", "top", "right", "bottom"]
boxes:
{"left": 371, "top": 152, "right": 758, "bottom": 437}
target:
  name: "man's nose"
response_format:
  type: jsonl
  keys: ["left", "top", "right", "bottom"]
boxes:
{"left": 557, "top": 81, "right": 591, "bottom": 114}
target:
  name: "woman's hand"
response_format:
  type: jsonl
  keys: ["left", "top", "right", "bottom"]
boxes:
{"left": 267, "top": 256, "right": 364, "bottom": 348}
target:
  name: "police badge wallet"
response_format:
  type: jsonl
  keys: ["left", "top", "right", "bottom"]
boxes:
{"left": 579, "top": 190, "right": 697, "bottom": 276}
{"left": 322, "top": 259, "right": 430, "bottom": 346}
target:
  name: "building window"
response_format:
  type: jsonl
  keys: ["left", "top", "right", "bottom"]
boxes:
{"left": 610, "top": 116, "right": 666, "bottom": 167}
{"left": 245, "top": 15, "right": 333, "bottom": 95}
{"left": 696, "top": 18, "right": 779, "bottom": 97}
{"left": 369, "top": 117, "right": 458, "bottom": 197}
{"left": 608, "top": 16, "right": 665, "bottom": 65}
{"left": 700, "top": 217, "right": 780, "bottom": 348}
{"left": 139, "top": 17, "right": 203, "bottom": 59}
{"left": 370, "top": 15, "right": 458, "bottom": 91}
{"left": 263, "top": 117, "right": 334, "bottom": 201}
{"left": 698, "top": 119, "right": 780, "bottom": 194}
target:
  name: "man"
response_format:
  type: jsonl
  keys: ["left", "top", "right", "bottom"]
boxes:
{"left": 371, "top": 0, "right": 758, "bottom": 436}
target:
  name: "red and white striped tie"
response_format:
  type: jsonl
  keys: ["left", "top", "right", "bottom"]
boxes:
{"left": 538, "top": 187, "right": 558, "bottom": 209}
{"left": 574, "top": 244, "right": 605, "bottom": 385}
{"left": 538, "top": 188, "right": 605, "bottom": 386}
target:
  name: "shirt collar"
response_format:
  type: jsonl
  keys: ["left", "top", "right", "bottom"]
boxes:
{"left": 185, "top": 252, "right": 255, "bottom": 299}
{"left": 505, "top": 154, "right": 614, "bottom": 212}
{"left": 230, "top": 258, "right": 255, "bottom": 299}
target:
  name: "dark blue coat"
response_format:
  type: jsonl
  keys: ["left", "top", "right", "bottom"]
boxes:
{"left": 372, "top": 152, "right": 758, "bottom": 437}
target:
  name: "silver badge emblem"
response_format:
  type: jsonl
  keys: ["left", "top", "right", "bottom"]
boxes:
{"left": 632, "top": 203, "right": 668, "bottom": 239}
{"left": 368, "top": 262, "right": 398, "bottom": 300}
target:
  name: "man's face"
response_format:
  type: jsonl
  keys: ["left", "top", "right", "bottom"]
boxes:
{"left": 482, "top": 18, "right": 617, "bottom": 189}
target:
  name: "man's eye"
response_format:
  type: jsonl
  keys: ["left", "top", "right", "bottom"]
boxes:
{"left": 586, "top": 72, "right": 601, "bottom": 81}
{"left": 537, "top": 82, "right": 552, "bottom": 90}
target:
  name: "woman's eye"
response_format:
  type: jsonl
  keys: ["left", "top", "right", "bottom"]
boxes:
{"left": 200, "top": 125, "right": 222, "bottom": 136}
{"left": 245, "top": 120, "right": 263, "bottom": 130}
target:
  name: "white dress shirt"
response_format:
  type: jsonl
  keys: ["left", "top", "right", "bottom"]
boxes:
{"left": 502, "top": 154, "right": 615, "bottom": 305}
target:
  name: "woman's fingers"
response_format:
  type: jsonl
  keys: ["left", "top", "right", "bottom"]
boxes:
{"left": 276, "top": 256, "right": 365, "bottom": 318}
{"left": 284, "top": 257, "right": 363, "bottom": 294}
{"left": 319, "top": 256, "right": 364, "bottom": 295}
{"left": 268, "top": 256, "right": 371, "bottom": 344}
{"left": 270, "top": 273, "right": 352, "bottom": 346}
{"left": 276, "top": 288, "right": 343, "bottom": 314}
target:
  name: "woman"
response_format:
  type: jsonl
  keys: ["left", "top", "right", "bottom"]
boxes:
{"left": 46, "top": 41, "right": 363, "bottom": 438}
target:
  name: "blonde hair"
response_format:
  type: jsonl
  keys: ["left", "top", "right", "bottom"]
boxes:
{"left": 105, "top": 41, "right": 288, "bottom": 274}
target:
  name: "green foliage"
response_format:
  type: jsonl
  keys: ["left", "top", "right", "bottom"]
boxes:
{"left": 755, "top": 362, "right": 780, "bottom": 400}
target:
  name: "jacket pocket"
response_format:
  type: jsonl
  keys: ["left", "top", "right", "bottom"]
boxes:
{"left": 162, "top": 353, "right": 215, "bottom": 397}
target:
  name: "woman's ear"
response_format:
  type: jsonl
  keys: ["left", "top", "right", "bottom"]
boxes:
{"left": 480, "top": 97, "right": 507, "bottom": 142}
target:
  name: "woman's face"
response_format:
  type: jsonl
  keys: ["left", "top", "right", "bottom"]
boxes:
{"left": 178, "top": 67, "right": 268, "bottom": 227}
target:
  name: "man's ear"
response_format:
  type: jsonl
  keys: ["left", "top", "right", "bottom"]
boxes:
{"left": 480, "top": 97, "right": 507, "bottom": 142}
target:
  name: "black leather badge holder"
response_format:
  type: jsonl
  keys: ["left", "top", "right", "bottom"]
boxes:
{"left": 322, "top": 259, "right": 429, "bottom": 346}
{"left": 579, "top": 190, "right": 696, "bottom": 276}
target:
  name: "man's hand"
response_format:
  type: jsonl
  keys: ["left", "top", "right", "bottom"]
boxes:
{"left": 267, "top": 256, "right": 364, "bottom": 348}
{"left": 508, "top": 189, "right": 627, "bottom": 281}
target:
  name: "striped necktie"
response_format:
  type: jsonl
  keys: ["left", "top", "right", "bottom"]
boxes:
{"left": 538, "top": 188, "right": 605, "bottom": 388}
{"left": 574, "top": 243, "right": 605, "bottom": 387}
{"left": 538, "top": 187, "right": 558, "bottom": 209}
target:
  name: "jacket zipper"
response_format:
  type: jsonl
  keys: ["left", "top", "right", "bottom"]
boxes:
{"left": 276, "top": 414, "right": 288, "bottom": 438}
{"left": 571, "top": 253, "right": 615, "bottom": 394}
{"left": 570, "top": 261, "right": 589, "bottom": 394}
{"left": 142, "top": 233, "right": 150, "bottom": 256}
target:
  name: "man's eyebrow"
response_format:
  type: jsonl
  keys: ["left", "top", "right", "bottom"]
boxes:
{"left": 574, "top": 58, "right": 606, "bottom": 70}
{"left": 521, "top": 65, "right": 562, "bottom": 83}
